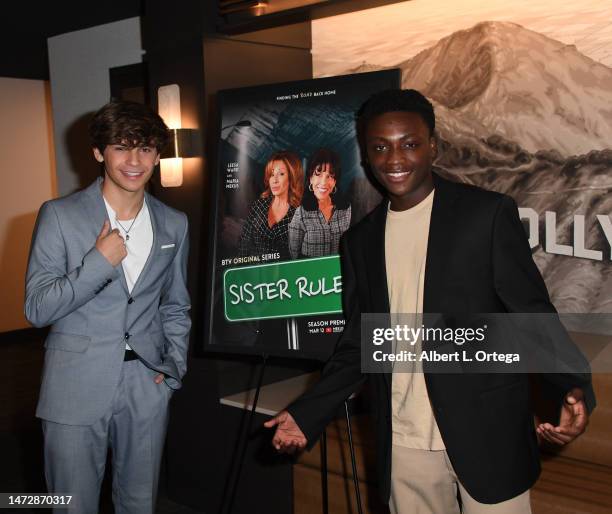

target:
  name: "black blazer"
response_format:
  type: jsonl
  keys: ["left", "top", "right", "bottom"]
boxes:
{"left": 287, "top": 173, "right": 595, "bottom": 504}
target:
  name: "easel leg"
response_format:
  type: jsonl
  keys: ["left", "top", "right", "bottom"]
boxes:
{"left": 321, "top": 429, "right": 328, "bottom": 514}
{"left": 345, "top": 400, "right": 364, "bottom": 514}
{"left": 221, "top": 353, "right": 268, "bottom": 514}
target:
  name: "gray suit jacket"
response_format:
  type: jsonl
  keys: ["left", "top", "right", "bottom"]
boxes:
{"left": 25, "top": 178, "right": 191, "bottom": 425}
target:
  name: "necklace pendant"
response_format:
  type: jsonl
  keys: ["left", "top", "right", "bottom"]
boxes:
{"left": 125, "top": 235, "right": 130, "bottom": 241}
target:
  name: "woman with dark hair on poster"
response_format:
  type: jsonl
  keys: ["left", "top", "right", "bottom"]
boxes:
{"left": 288, "top": 148, "right": 351, "bottom": 258}
{"left": 238, "top": 151, "right": 304, "bottom": 259}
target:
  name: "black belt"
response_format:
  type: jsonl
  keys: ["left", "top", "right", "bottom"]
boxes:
{"left": 124, "top": 349, "right": 139, "bottom": 361}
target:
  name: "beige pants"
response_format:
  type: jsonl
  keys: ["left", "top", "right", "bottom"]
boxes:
{"left": 390, "top": 445, "right": 532, "bottom": 514}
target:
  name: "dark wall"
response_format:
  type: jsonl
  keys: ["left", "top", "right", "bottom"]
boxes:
{"left": 0, "top": 2, "right": 142, "bottom": 79}
{"left": 142, "top": 2, "right": 314, "bottom": 512}
{"left": 142, "top": 1, "right": 312, "bottom": 347}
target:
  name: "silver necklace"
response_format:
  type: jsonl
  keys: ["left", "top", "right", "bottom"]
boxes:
{"left": 115, "top": 204, "right": 143, "bottom": 241}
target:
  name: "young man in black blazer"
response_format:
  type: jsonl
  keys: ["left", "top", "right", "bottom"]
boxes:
{"left": 265, "top": 89, "right": 594, "bottom": 513}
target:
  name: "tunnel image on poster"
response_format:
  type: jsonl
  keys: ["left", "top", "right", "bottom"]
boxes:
{"left": 204, "top": 70, "right": 400, "bottom": 359}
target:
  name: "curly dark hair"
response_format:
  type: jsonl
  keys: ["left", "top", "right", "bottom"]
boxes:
{"left": 302, "top": 148, "right": 350, "bottom": 211}
{"left": 89, "top": 100, "right": 170, "bottom": 152}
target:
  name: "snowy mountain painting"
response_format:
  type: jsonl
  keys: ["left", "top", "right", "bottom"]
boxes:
{"left": 315, "top": 16, "right": 612, "bottom": 328}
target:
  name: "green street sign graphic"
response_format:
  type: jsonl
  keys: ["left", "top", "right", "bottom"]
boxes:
{"left": 223, "top": 256, "right": 343, "bottom": 321}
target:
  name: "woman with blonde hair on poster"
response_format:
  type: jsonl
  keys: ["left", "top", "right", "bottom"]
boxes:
{"left": 238, "top": 151, "right": 304, "bottom": 259}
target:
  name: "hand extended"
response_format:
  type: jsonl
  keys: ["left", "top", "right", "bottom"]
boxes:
{"left": 264, "top": 410, "right": 308, "bottom": 454}
{"left": 96, "top": 220, "right": 127, "bottom": 266}
{"left": 537, "top": 388, "right": 589, "bottom": 445}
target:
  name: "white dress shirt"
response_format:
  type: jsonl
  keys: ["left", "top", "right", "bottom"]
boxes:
{"left": 103, "top": 197, "right": 153, "bottom": 349}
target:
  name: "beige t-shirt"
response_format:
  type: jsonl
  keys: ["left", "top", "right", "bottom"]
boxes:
{"left": 385, "top": 190, "right": 445, "bottom": 450}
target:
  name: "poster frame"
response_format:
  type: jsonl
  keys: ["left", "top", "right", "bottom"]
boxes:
{"left": 201, "top": 70, "right": 402, "bottom": 360}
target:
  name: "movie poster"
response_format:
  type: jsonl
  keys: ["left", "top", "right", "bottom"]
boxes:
{"left": 204, "top": 70, "right": 400, "bottom": 358}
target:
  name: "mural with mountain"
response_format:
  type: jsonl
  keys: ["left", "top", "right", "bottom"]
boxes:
{"left": 345, "top": 21, "right": 612, "bottom": 326}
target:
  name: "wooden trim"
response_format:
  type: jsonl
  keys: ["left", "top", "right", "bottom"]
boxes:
{"left": 218, "top": 0, "right": 409, "bottom": 34}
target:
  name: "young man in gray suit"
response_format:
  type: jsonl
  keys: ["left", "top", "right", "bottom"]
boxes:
{"left": 25, "top": 101, "right": 191, "bottom": 513}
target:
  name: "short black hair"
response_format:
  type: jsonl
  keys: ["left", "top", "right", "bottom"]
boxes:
{"left": 89, "top": 100, "right": 170, "bottom": 153}
{"left": 357, "top": 89, "right": 436, "bottom": 140}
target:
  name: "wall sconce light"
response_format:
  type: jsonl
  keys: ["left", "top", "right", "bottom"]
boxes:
{"left": 157, "top": 84, "right": 201, "bottom": 187}
{"left": 158, "top": 84, "right": 182, "bottom": 187}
